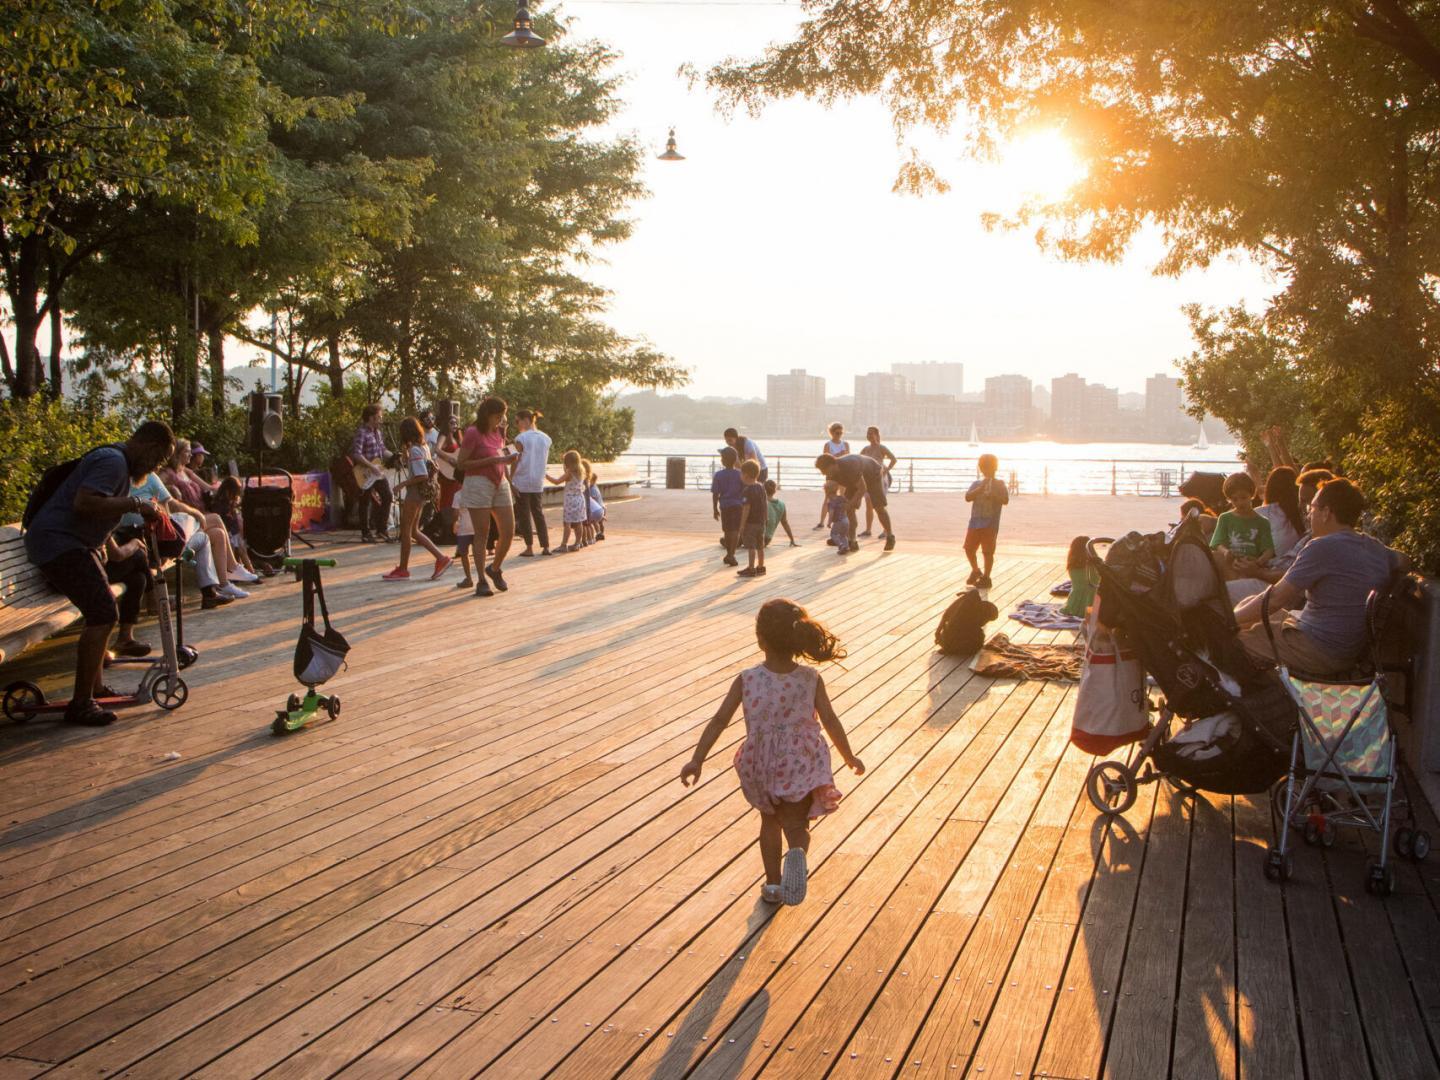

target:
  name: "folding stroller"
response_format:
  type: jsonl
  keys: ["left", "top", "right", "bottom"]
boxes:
{"left": 1083, "top": 516, "right": 1298, "bottom": 815}
{"left": 1262, "top": 582, "right": 1428, "bottom": 895}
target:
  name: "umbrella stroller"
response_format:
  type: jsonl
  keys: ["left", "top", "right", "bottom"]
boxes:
{"left": 1083, "top": 515, "right": 1299, "bottom": 815}
{"left": 271, "top": 557, "right": 347, "bottom": 735}
{"left": 243, "top": 469, "right": 294, "bottom": 573}
{"left": 1263, "top": 581, "right": 1427, "bottom": 895}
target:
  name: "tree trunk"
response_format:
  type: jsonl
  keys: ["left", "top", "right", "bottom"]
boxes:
{"left": 208, "top": 324, "right": 226, "bottom": 417}
{"left": 327, "top": 335, "right": 344, "bottom": 397}
{"left": 397, "top": 314, "right": 415, "bottom": 413}
{"left": 47, "top": 285, "right": 63, "bottom": 397}
{"left": 10, "top": 233, "right": 44, "bottom": 397}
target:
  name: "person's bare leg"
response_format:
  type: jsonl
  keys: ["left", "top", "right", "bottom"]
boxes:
{"left": 412, "top": 504, "right": 443, "bottom": 560}
{"left": 876, "top": 506, "right": 894, "bottom": 537}
{"left": 205, "top": 525, "right": 238, "bottom": 576}
{"left": 396, "top": 502, "right": 418, "bottom": 570}
{"left": 865, "top": 496, "right": 875, "bottom": 533}
{"left": 778, "top": 800, "right": 810, "bottom": 854}
{"left": 76, "top": 624, "right": 114, "bottom": 705}
{"left": 490, "top": 505, "right": 515, "bottom": 572}
{"left": 759, "top": 814, "right": 783, "bottom": 884}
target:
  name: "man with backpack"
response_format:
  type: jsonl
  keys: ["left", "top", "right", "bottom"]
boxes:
{"left": 23, "top": 421, "right": 176, "bottom": 726}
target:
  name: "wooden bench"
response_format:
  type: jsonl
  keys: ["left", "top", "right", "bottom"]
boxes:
{"left": 0, "top": 524, "right": 89, "bottom": 666}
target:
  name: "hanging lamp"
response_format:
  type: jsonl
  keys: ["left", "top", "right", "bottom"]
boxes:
{"left": 657, "top": 127, "right": 686, "bottom": 161}
{"left": 500, "top": 2, "right": 546, "bottom": 48}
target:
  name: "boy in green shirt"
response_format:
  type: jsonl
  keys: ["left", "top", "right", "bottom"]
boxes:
{"left": 1210, "top": 472, "right": 1275, "bottom": 578}
{"left": 763, "top": 479, "right": 798, "bottom": 547}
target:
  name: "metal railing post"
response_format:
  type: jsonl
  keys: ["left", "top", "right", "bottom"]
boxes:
{"left": 1111, "top": 461, "right": 1117, "bottom": 496}
{"left": 646, "top": 457, "right": 652, "bottom": 488}
{"left": 1044, "top": 466, "right": 1049, "bottom": 497}
{"left": 908, "top": 461, "right": 914, "bottom": 493}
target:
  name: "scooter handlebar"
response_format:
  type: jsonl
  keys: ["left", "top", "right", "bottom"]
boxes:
{"left": 283, "top": 558, "right": 337, "bottom": 568}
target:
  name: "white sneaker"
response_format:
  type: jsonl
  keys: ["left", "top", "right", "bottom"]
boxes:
{"left": 230, "top": 567, "right": 260, "bottom": 583}
{"left": 218, "top": 584, "right": 249, "bottom": 599}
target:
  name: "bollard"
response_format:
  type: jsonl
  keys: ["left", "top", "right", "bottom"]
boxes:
{"left": 665, "top": 456, "right": 686, "bottom": 490}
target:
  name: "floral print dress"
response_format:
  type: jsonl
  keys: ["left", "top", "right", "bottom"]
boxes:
{"left": 562, "top": 475, "right": 588, "bottom": 524}
{"left": 733, "top": 664, "right": 843, "bottom": 818}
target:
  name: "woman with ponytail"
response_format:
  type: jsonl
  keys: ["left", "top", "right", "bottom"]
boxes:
{"left": 680, "top": 598, "right": 865, "bottom": 906}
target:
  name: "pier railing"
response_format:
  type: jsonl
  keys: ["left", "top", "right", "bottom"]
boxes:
{"left": 617, "top": 453, "right": 1242, "bottom": 498}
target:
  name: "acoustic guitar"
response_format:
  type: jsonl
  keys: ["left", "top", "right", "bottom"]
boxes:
{"left": 352, "top": 457, "right": 386, "bottom": 492}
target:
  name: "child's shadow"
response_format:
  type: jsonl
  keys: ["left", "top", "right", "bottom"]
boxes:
{"left": 646, "top": 903, "right": 774, "bottom": 1079}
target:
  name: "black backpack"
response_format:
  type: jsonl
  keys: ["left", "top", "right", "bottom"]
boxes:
{"left": 935, "top": 589, "right": 998, "bottom": 656}
{"left": 22, "top": 445, "right": 127, "bottom": 530}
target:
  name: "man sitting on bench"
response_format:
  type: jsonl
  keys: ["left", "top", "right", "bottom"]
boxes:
{"left": 24, "top": 422, "right": 175, "bottom": 726}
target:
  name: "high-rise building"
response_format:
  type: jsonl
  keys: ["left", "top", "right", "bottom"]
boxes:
{"left": 1050, "top": 373, "right": 1087, "bottom": 439}
{"left": 765, "top": 369, "right": 826, "bottom": 436}
{"left": 1084, "top": 383, "right": 1121, "bottom": 438}
{"left": 1145, "top": 373, "right": 1186, "bottom": 440}
{"left": 891, "top": 361, "right": 964, "bottom": 398}
{"left": 984, "top": 375, "right": 1034, "bottom": 438}
{"left": 853, "top": 372, "right": 914, "bottom": 432}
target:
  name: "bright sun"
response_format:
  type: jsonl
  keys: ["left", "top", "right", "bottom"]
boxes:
{"left": 988, "top": 128, "right": 1087, "bottom": 203}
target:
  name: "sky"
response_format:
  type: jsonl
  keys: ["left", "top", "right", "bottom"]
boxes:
{"left": 556, "top": 0, "right": 1277, "bottom": 401}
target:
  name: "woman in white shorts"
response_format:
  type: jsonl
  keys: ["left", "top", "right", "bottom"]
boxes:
{"left": 455, "top": 396, "right": 518, "bottom": 597}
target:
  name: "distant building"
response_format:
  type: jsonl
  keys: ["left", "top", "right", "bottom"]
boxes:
{"left": 1085, "top": 383, "right": 1121, "bottom": 438}
{"left": 766, "top": 368, "right": 826, "bottom": 436}
{"left": 983, "top": 375, "right": 1034, "bottom": 438}
{"left": 1145, "top": 373, "right": 1187, "bottom": 441}
{"left": 1050, "top": 373, "right": 1087, "bottom": 439}
{"left": 891, "top": 361, "right": 964, "bottom": 398}
{"left": 853, "top": 372, "right": 915, "bottom": 433}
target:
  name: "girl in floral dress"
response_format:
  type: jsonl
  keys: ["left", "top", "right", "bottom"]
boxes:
{"left": 680, "top": 599, "right": 865, "bottom": 905}
{"left": 546, "top": 450, "right": 588, "bottom": 553}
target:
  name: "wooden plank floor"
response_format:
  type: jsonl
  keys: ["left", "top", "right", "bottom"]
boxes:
{"left": 0, "top": 519, "right": 1438, "bottom": 1079}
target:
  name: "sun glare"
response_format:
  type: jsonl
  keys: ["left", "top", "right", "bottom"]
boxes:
{"left": 991, "top": 128, "right": 1088, "bottom": 203}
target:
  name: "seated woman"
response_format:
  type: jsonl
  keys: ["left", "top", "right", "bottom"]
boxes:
{"left": 124, "top": 469, "right": 251, "bottom": 609}
{"left": 158, "top": 442, "right": 259, "bottom": 589}
{"left": 213, "top": 475, "right": 262, "bottom": 578}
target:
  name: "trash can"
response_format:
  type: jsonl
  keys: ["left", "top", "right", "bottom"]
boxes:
{"left": 666, "top": 456, "right": 688, "bottom": 489}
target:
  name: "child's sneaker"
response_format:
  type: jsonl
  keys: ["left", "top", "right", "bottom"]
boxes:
{"left": 456, "top": 577, "right": 474, "bottom": 589}
{"left": 737, "top": 567, "right": 758, "bottom": 577}
{"left": 884, "top": 534, "right": 896, "bottom": 551}
{"left": 966, "top": 568, "right": 982, "bottom": 585}
{"left": 381, "top": 567, "right": 410, "bottom": 581}
{"left": 781, "top": 848, "right": 808, "bottom": 905}
{"left": 761, "top": 884, "right": 783, "bottom": 905}
{"left": 431, "top": 555, "right": 453, "bottom": 581}
{"left": 977, "top": 574, "right": 993, "bottom": 589}
{"left": 723, "top": 555, "right": 738, "bottom": 567}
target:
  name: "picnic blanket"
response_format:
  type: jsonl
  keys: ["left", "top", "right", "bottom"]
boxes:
{"left": 969, "top": 632, "right": 1084, "bottom": 682}
{"left": 1009, "top": 600, "right": 1085, "bottom": 631}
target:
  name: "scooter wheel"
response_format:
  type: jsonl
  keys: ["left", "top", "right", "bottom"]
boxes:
{"left": 3, "top": 681, "right": 44, "bottom": 723}
{"left": 271, "top": 713, "right": 291, "bottom": 736}
{"left": 326, "top": 695, "right": 341, "bottom": 720}
{"left": 287, "top": 694, "right": 302, "bottom": 714}
{"left": 151, "top": 675, "right": 189, "bottom": 711}
{"left": 178, "top": 646, "right": 199, "bottom": 670}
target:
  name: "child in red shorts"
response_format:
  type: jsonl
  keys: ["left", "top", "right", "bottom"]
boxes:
{"left": 964, "top": 453, "right": 1008, "bottom": 589}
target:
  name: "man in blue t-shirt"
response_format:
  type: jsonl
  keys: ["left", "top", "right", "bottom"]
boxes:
{"left": 24, "top": 421, "right": 176, "bottom": 726}
{"left": 710, "top": 446, "right": 745, "bottom": 567}
{"left": 1235, "top": 478, "right": 1407, "bottom": 675}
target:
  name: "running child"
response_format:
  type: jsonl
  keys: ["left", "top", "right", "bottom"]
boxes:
{"left": 764, "top": 479, "right": 797, "bottom": 548}
{"left": 710, "top": 445, "right": 744, "bottom": 567}
{"left": 452, "top": 487, "right": 476, "bottom": 588}
{"left": 735, "top": 460, "right": 767, "bottom": 578}
{"left": 964, "top": 453, "right": 1008, "bottom": 588}
{"left": 679, "top": 598, "right": 865, "bottom": 905}
{"left": 382, "top": 417, "right": 452, "bottom": 581}
{"left": 546, "top": 450, "right": 588, "bottom": 553}
{"left": 826, "top": 480, "right": 850, "bottom": 555}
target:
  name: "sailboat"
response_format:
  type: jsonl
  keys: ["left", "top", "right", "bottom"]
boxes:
{"left": 968, "top": 420, "right": 980, "bottom": 447}
{"left": 1192, "top": 422, "right": 1209, "bottom": 451}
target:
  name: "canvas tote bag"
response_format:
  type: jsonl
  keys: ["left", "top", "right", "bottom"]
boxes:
{"left": 1071, "top": 612, "right": 1150, "bottom": 753}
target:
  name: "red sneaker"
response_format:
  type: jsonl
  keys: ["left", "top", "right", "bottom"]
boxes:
{"left": 381, "top": 567, "right": 411, "bottom": 581}
{"left": 431, "top": 555, "right": 453, "bottom": 581}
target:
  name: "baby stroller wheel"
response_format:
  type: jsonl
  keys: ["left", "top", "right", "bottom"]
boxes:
{"left": 326, "top": 695, "right": 341, "bottom": 720}
{"left": 1263, "top": 846, "right": 1292, "bottom": 882}
{"left": 1086, "top": 761, "right": 1136, "bottom": 816}
{"left": 1412, "top": 830, "right": 1432, "bottom": 862}
{"left": 151, "top": 675, "right": 188, "bottom": 711}
{"left": 1365, "top": 861, "right": 1395, "bottom": 897}
{"left": 1303, "top": 820, "right": 1321, "bottom": 847}
{"left": 3, "top": 681, "right": 44, "bottom": 723}
{"left": 1394, "top": 827, "right": 1414, "bottom": 859}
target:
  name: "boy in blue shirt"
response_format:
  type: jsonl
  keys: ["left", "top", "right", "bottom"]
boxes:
{"left": 710, "top": 446, "right": 745, "bottom": 567}
{"left": 964, "top": 453, "right": 1009, "bottom": 588}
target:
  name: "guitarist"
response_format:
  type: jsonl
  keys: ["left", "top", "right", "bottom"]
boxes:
{"left": 351, "top": 403, "right": 394, "bottom": 542}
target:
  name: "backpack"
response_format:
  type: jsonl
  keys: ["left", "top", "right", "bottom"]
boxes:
{"left": 935, "top": 589, "right": 998, "bottom": 656}
{"left": 22, "top": 444, "right": 127, "bottom": 531}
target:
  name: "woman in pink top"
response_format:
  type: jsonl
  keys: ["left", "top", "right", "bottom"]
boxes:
{"left": 454, "top": 396, "right": 518, "bottom": 597}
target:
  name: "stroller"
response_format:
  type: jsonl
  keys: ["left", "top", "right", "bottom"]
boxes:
{"left": 1083, "top": 514, "right": 1299, "bottom": 816}
{"left": 243, "top": 469, "right": 294, "bottom": 573}
{"left": 1263, "top": 581, "right": 1428, "bottom": 895}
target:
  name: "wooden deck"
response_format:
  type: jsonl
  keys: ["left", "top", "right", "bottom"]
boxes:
{"left": 0, "top": 521, "right": 1438, "bottom": 1079}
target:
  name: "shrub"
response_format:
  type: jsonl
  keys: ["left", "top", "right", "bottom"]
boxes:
{"left": 0, "top": 396, "right": 130, "bottom": 524}
{"left": 1345, "top": 391, "right": 1440, "bottom": 574}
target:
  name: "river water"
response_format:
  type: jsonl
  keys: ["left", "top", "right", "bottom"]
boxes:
{"left": 622, "top": 438, "right": 1244, "bottom": 496}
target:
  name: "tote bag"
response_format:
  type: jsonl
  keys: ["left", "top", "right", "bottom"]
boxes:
{"left": 1071, "top": 614, "right": 1150, "bottom": 753}
{"left": 294, "top": 560, "right": 350, "bottom": 686}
